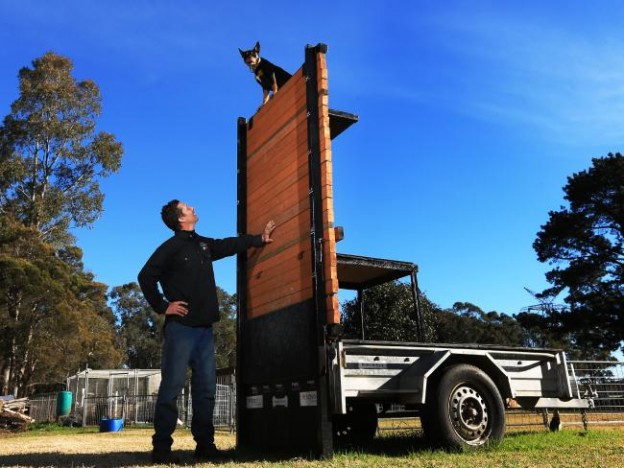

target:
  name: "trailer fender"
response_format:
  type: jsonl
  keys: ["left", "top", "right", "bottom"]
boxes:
{"left": 397, "top": 350, "right": 451, "bottom": 404}
{"left": 398, "top": 351, "right": 513, "bottom": 405}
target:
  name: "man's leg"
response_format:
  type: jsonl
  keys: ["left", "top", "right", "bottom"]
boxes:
{"left": 152, "top": 322, "right": 193, "bottom": 452}
{"left": 189, "top": 326, "right": 217, "bottom": 451}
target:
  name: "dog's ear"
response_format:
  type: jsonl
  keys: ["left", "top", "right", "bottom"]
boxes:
{"left": 238, "top": 48, "right": 245, "bottom": 58}
{"left": 254, "top": 42, "right": 260, "bottom": 54}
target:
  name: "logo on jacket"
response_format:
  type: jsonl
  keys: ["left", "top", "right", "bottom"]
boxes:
{"left": 199, "top": 242, "right": 208, "bottom": 251}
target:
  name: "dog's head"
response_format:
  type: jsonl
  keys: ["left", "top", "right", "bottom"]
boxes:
{"left": 239, "top": 41, "right": 261, "bottom": 70}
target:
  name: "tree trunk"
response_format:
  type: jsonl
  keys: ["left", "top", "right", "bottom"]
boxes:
{"left": 15, "top": 325, "right": 35, "bottom": 397}
{"left": 2, "top": 363, "right": 10, "bottom": 395}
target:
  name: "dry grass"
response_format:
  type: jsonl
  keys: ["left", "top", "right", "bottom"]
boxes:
{"left": 0, "top": 425, "right": 623, "bottom": 467}
{"left": 0, "top": 427, "right": 184, "bottom": 467}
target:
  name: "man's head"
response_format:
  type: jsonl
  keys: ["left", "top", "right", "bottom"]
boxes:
{"left": 161, "top": 200, "right": 198, "bottom": 232}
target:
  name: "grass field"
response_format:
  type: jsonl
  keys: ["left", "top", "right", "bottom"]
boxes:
{"left": 1, "top": 425, "right": 623, "bottom": 467}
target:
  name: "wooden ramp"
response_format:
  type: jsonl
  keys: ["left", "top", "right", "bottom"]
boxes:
{"left": 236, "top": 44, "right": 356, "bottom": 457}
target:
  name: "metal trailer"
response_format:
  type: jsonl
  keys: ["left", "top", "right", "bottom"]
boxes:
{"left": 326, "top": 253, "right": 590, "bottom": 449}
{"left": 235, "top": 43, "right": 590, "bottom": 458}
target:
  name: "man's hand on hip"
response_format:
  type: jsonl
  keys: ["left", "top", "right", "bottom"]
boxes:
{"left": 165, "top": 301, "right": 188, "bottom": 317}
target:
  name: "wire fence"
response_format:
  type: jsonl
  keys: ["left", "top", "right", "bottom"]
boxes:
{"left": 28, "top": 382, "right": 236, "bottom": 431}
{"left": 500, "top": 359, "right": 624, "bottom": 432}
{"left": 28, "top": 361, "right": 624, "bottom": 434}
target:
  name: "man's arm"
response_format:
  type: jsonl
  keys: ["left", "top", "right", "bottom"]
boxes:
{"left": 210, "top": 220, "right": 276, "bottom": 260}
{"left": 138, "top": 250, "right": 189, "bottom": 318}
{"left": 137, "top": 244, "right": 171, "bottom": 315}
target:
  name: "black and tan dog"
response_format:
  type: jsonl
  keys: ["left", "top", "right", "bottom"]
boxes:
{"left": 239, "top": 42, "right": 291, "bottom": 109}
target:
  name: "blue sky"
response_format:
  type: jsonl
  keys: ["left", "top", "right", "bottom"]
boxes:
{"left": 1, "top": 0, "right": 623, "bottom": 318}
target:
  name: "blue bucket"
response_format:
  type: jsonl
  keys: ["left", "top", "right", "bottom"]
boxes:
{"left": 99, "top": 418, "right": 123, "bottom": 432}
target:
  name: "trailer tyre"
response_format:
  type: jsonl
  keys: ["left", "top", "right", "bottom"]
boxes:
{"left": 426, "top": 364, "right": 505, "bottom": 450}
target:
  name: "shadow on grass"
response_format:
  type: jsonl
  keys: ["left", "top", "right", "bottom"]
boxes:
{"left": 1, "top": 445, "right": 372, "bottom": 467}
{"left": 332, "top": 429, "right": 518, "bottom": 458}
{"left": 336, "top": 431, "right": 432, "bottom": 457}
{"left": 1, "top": 444, "right": 402, "bottom": 467}
{"left": 227, "top": 430, "right": 439, "bottom": 462}
{"left": 0, "top": 431, "right": 520, "bottom": 466}
{"left": 0, "top": 448, "right": 243, "bottom": 467}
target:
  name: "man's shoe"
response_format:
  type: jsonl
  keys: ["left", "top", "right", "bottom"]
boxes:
{"left": 194, "top": 444, "right": 229, "bottom": 461}
{"left": 151, "top": 449, "right": 180, "bottom": 464}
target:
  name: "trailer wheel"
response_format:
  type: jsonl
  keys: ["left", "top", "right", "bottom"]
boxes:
{"left": 426, "top": 364, "right": 505, "bottom": 450}
{"left": 333, "top": 402, "right": 378, "bottom": 446}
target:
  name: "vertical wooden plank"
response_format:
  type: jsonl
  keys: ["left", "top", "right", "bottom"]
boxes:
{"left": 315, "top": 49, "right": 340, "bottom": 325}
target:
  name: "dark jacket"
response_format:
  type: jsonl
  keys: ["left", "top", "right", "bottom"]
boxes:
{"left": 138, "top": 229, "right": 263, "bottom": 327}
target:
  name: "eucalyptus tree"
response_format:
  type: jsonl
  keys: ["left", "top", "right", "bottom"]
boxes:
{"left": 0, "top": 51, "right": 122, "bottom": 245}
{"left": 0, "top": 52, "right": 123, "bottom": 395}
{"left": 0, "top": 216, "right": 122, "bottom": 396}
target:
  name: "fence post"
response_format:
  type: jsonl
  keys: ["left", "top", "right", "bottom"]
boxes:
{"left": 82, "top": 370, "right": 89, "bottom": 427}
{"left": 581, "top": 408, "right": 588, "bottom": 431}
{"left": 541, "top": 409, "right": 549, "bottom": 429}
{"left": 185, "top": 388, "right": 191, "bottom": 429}
{"left": 230, "top": 383, "right": 236, "bottom": 433}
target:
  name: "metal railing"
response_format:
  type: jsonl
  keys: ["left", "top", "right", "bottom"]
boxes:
{"left": 28, "top": 383, "right": 236, "bottom": 431}
{"left": 567, "top": 359, "right": 624, "bottom": 427}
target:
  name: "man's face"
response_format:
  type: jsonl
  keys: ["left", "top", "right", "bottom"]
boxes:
{"left": 178, "top": 202, "right": 198, "bottom": 225}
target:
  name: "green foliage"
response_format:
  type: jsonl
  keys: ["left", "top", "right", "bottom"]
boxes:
{"left": 27, "top": 423, "right": 100, "bottom": 434}
{"left": 0, "top": 52, "right": 124, "bottom": 396}
{"left": 340, "top": 281, "right": 439, "bottom": 342}
{"left": 434, "top": 302, "right": 525, "bottom": 346}
{"left": 534, "top": 152, "right": 624, "bottom": 354}
{"left": 214, "top": 287, "right": 237, "bottom": 369}
{"left": 0, "top": 215, "right": 123, "bottom": 396}
{"left": 341, "top": 281, "right": 423, "bottom": 341}
{"left": 111, "top": 283, "right": 164, "bottom": 369}
{"left": 341, "top": 281, "right": 525, "bottom": 347}
{"left": 111, "top": 284, "right": 237, "bottom": 370}
{"left": 0, "top": 51, "right": 122, "bottom": 245}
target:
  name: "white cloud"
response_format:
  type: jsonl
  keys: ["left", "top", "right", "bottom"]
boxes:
{"left": 389, "top": 7, "right": 624, "bottom": 146}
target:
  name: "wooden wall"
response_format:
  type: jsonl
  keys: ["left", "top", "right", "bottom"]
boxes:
{"left": 237, "top": 43, "right": 347, "bottom": 458}
{"left": 242, "top": 49, "right": 340, "bottom": 325}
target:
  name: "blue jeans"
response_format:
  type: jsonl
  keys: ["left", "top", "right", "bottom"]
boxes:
{"left": 152, "top": 321, "right": 216, "bottom": 451}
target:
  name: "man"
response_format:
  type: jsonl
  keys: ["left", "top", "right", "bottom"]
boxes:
{"left": 138, "top": 200, "right": 275, "bottom": 463}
